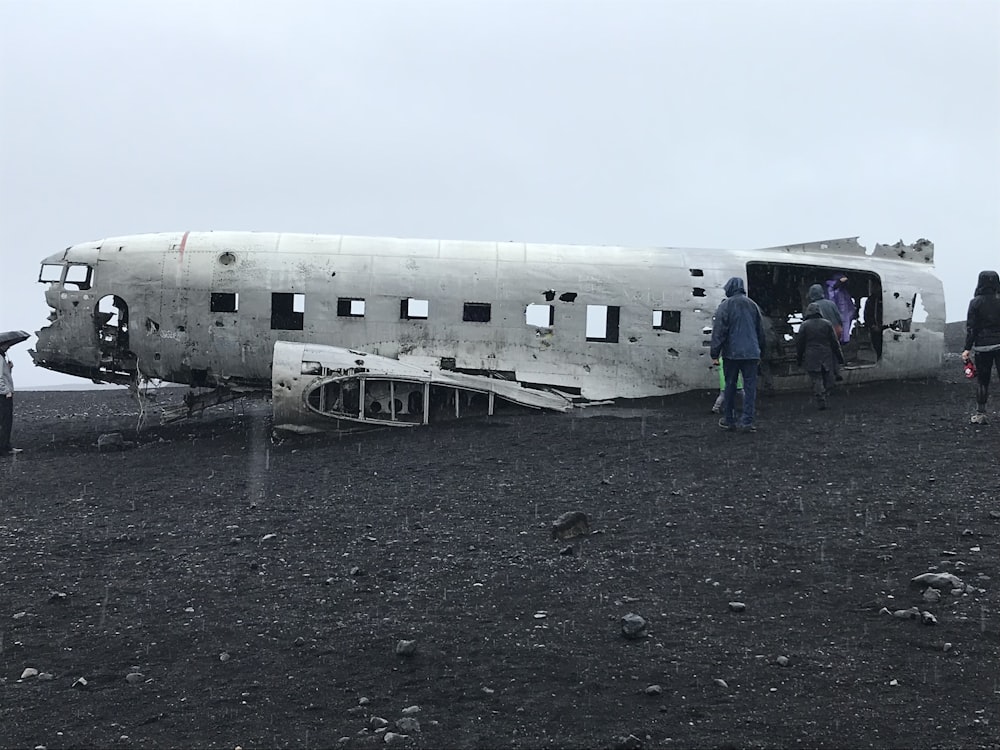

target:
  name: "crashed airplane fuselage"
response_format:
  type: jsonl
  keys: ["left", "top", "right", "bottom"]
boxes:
{"left": 32, "top": 232, "right": 945, "bottom": 431}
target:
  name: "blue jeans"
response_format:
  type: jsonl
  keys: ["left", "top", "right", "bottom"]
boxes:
{"left": 722, "top": 359, "right": 758, "bottom": 427}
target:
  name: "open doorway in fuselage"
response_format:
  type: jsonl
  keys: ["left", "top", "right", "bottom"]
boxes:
{"left": 95, "top": 294, "right": 137, "bottom": 379}
{"left": 746, "top": 262, "right": 883, "bottom": 376}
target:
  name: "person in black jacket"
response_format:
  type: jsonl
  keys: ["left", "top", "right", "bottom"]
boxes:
{"left": 796, "top": 303, "right": 845, "bottom": 410}
{"left": 961, "top": 270, "right": 1000, "bottom": 425}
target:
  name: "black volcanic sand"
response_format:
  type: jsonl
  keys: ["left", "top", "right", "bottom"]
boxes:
{"left": 1, "top": 360, "right": 998, "bottom": 749}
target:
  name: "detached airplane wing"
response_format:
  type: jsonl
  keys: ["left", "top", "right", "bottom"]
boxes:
{"left": 271, "top": 341, "right": 572, "bottom": 433}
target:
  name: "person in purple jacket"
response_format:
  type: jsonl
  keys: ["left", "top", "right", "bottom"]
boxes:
{"left": 825, "top": 273, "right": 856, "bottom": 344}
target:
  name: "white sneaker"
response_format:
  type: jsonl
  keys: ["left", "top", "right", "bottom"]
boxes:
{"left": 971, "top": 413, "right": 988, "bottom": 425}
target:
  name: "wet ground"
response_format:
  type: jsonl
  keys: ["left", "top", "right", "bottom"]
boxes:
{"left": 1, "top": 361, "right": 998, "bottom": 749}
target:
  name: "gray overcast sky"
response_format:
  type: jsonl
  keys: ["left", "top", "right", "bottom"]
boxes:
{"left": 2, "top": 0, "right": 998, "bottom": 387}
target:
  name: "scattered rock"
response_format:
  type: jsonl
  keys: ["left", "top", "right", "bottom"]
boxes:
{"left": 922, "top": 588, "right": 941, "bottom": 603}
{"left": 20, "top": 667, "right": 39, "bottom": 679}
{"left": 125, "top": 672, "right": 144, "bottom": 684}
{"left": 395, "top": 717, "right": 420, "bottom": 733}
{"left": 911, "top": 572, "right": 964, "bottom": 591}
{"left": 350, "top": 566, "right": 364, "bottom": 576}
{"left": 395, "top": 640, "right": 417, "bottom": 657}
{"left": 879, "top": 606, "right": 920, "bottom": 620}
{"left": 644, "top": 684, "right": 663, "bottom": 696}
{"left": 37, "top": 672, "right": 54, "bottom": 681}
{"left": 621, "top": 613, "right": 647, "bottom": 640}
{"left": 776, "top": 655, "right": 790, "bottom": 667}
{"left": 728, "top": 601, "right": 746, "bottom": 612}
{"left": 400, "top": 705, "right": 420, "bottom": 716}
{"left": 261, "top": 533, "right": 278, "bottom": 542}
{"left": 714, "top": 678, "right": 729, "bottom": 689}
{"left": 920, "top": 611, "right": 938, "bottom": 626}
{"left": 71, "top": 677, "right": 88, "bottom": 689}
{"left": 358, "top": 696, "right": 370, "bottom": 706}
{"left": 942, "top": 642, "right": 953, "bottom": 653}
{"left": 48, "top": 591, "right": 67, "bottom": 603}
{"left": 383, "top": 732, "right": 408, "bottom": 744}
{"left": 97, "top": 432, "right": 126, "bottom": 452}
{"left": 551, "top": 511, "right": 590, "bottom": 540}
{"left": 370, "top": 717, "right": 389, "bottom": 730}
{"left": 612, "top": 734, "right": 643, "bottom": 750}
{"left": 219, "top": 652, "right": 231, "bottom": 662}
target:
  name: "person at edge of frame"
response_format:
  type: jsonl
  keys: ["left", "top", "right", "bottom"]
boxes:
{"left": 961, "top": 270, "right": 1000, "bottom": 425}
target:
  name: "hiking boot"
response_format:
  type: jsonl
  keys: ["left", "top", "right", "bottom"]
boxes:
{"left": 738, "top": 424, "right": 758, "bottom": 433}
{"left": 971, "top": 413, "right": 988, "bottom": 425}
{"left": 718, "top": 418, "right": 735, "bottom": 431}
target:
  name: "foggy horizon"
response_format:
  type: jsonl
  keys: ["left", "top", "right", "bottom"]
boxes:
{"left": 2, "top": 0, "right": 997, "bottom": 388}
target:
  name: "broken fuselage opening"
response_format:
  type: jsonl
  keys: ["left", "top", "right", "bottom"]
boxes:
{"left": 96, "top": 294, "right": 137, "bottom": 380}
{"left": 34, "top": 257, "right": 138, "bottom": 385}
{"left": 746, "top": 262, "right": 884, "bottom": 374}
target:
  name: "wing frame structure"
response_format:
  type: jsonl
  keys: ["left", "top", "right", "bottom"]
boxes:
{"left": 272, "top": 341, "right": 572, "bottom": 433}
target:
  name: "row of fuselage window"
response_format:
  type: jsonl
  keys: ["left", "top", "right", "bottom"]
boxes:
{"left": 209, "top": 292, "right": 684, "bottom": 343}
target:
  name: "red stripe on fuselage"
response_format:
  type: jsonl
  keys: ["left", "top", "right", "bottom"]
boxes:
{"left": 178, "top": 231, "right": 189, "bottom": 262}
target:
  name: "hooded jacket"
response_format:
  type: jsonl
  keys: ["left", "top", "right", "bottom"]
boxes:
{"left": 807, "top": 284, "right": 843, "bottom": 332}
{"left": 964, "top": 270, "right": 1000, "bottom": 350}
{"left": 710, "top": 277, "right": 765, "bottom": 360}
{"left": 796, "top": 303, "right": 844, "bottom": 373}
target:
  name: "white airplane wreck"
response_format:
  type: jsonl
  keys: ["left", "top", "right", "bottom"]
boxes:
{"left": 31, "top": 232, "right": 944, "bottom": 432}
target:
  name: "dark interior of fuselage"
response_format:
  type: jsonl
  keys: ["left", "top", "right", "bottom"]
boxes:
{"left": 746, "top": 262, "right": 883, "bottom": 375}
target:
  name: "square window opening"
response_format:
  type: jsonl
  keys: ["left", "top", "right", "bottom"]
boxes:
{"left": 653, "top": 310, "right": 681, "bottom": 332}
{"left": 525, "top": 304, "right": 554, "bottom": 327}
{"left": 400, "top": 298, "right": 429, "bottom": 320}
{"left": 211, "top": 292, "right": 239, "bottom": 313}
{"left": 337, "top": 298, "right": 366, "bottom": 317}
{"left": 586, "top": 304, "right": 620, "bottom": 343}
{"left": 462, "top": 302, "right": 492, "bottom": 323}
{"left": 271, "top": 292, "right": 305, "bottom": 330}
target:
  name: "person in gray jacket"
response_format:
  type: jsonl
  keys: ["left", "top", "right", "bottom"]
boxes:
{"left": 806, "top": 283, "right": 843, "bottom": 340}
{"left": 796, "top": 303, "right": 845, "bottom": 410}
{"left": 710, "top": 277, "right": 766, "bottom": 432}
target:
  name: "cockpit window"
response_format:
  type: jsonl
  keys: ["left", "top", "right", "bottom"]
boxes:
{"left": 65, "top": 265, "right": 93, "bottom": 290}
{"left": 41, "top": 263, "right": 94, "bottom": 290}
{"left": 39, "top": 264, "right": 64, "bottom": 284}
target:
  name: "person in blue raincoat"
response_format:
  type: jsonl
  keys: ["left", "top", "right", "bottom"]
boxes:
{"left": 710, "top": 277, "right": 766, "bottom": 432}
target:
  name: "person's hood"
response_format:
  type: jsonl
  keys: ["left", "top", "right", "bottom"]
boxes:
{"left": 804, "top": 302, "right": 822, "bottom": 319}
{"left": 807, "top": 284, "right": 825, "bottom": 302}
{"left": 975, "top": 270, "right": 1000, "bottom": 296}
{"left": 724, "top": 277, "right": 746, "bottom": 298}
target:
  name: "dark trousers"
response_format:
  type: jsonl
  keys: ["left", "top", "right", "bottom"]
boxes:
{"left": 722, "top": 359, "right": 759, "bottom": 427}
{"left": 0, "top": 395, "right": 12, "bottom": 452}
{"left": 974, "top": 349, "right": 1000, "bottom": 410}
{"left": 808, "top": 366, "right": 835, "bottom": 407}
